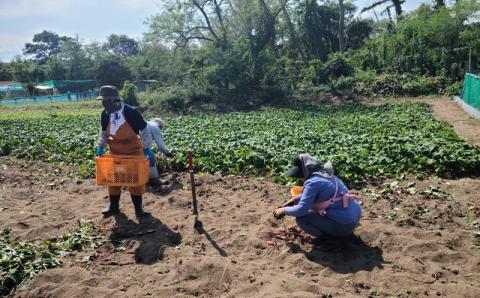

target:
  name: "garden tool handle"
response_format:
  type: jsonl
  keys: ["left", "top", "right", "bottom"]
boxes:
{"left": 187, "top": 150, "right": 198, "bottom": 216}
{"left": 188, "top": 150, "right": 193, "bottom": 171}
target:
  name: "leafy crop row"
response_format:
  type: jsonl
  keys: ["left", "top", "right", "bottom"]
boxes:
{"left": 0, "top": 220, "right": 103, "bottom": 296}
{"left": 0, "top": 104, "right": 479, "bottom": 185}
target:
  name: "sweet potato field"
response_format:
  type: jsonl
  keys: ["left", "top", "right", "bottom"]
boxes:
{"left": 1, "top": 103, "right": 479, "bottom": 185}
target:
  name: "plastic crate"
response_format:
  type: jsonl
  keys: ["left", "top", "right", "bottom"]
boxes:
{"left": 290, "top": 186, "right": 303, "bottom": 197}
{"left": 95, "top": 154, "right": 149, "bottom": 187}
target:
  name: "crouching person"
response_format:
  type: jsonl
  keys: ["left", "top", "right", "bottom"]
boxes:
{"left": 146, "top": 117, "right": 175, "bottom": 186}
{"left": 273, "top": 154, "right": 361, "bottom": 239}
{"left": 95, "top": 85, "right": 154, "bottom": 218}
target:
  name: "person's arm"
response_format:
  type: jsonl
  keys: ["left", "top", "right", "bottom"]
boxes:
{"left": 149, "top": 122, "right": 171, "bottom": 154}
{"left": 139, "top": 126, "right": 152, "bottom": 149}
{"left": 283, "top": 180, "right": 319, "bottom": 217}
{"left": 95, "top": 112, "right": 108, "bottom": 155}
{"left": 96, "top": 128, "right": 108, "bottom": 148}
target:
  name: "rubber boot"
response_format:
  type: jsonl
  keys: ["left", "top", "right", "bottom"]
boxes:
{"left": 131, "top": 195, "right": 150, "bottom": 218}
{"left": 102, "top": 195, "right": 120, "bottom": 217}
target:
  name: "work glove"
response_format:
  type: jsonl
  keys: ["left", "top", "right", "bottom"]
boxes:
{"left": 165, "top": 149, "right": 175, "bottom": 158}
{"left": 95, "top": 146, "right": 104, "bottom": 157}
{"left": 144, "top": 148, "right": 156, "bottom": 166}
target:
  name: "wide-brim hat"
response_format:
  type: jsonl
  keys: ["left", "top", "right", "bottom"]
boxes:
{"left": 97, "top": 85, "right": 122, "bottom": 101}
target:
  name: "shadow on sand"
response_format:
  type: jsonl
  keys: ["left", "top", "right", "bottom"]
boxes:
{"left": 109, "top": 212, "right": 182, "bottom": 264}
{"left": 289, "top": 234, "right": 386, "bottom": 274}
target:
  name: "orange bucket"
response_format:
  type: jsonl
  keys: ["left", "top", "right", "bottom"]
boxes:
{"left": 290, "top": 186, "right": 303, "bottom": 197}
{"left": 95, "top": 154, "right": 149, "bottom": 187}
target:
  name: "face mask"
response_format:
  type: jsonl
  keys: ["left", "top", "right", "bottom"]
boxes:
{"left": 102, "top": 100, "right": 120, "bottom": 113}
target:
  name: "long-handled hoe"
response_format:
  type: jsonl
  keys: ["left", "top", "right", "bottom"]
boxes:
{"left": 187, "top": 150, "right": 203, "bottom": 231}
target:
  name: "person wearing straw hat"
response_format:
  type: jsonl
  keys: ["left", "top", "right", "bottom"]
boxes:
{"left": 146, "top": 117, "right": 175, "bottom": 186}
{"left": 273, "top": 154, "right": 362, "bottom": 239}
{"left": 94, "top": 85, "right": 154, "bottom": 218}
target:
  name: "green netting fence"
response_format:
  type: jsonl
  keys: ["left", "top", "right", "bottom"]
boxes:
{"left": 462, "top": 73, "right": 480, "bottom": 110}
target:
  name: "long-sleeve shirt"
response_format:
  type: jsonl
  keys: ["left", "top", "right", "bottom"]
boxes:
{"left": 284, "top": 175, "right": 361, "bottom": 225}
{"left": 147, "top": 121, "right": 171, "bottom": 154}
{"left": 96, "top": 103, "right": 152, "bottom": 149}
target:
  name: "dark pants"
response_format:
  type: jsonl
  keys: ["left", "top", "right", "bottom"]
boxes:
{"left": 296, "top": 213, "right": 358, "bottom": 237}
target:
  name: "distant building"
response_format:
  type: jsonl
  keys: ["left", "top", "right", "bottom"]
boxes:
{"left": 0, "top": 81, "right": 24, "bottom": 97}
{"left": 135, "top": 80, "right": 157, "bottom": 92}
{"left": 35, "top": 80, "right": 96, "bottom": 93}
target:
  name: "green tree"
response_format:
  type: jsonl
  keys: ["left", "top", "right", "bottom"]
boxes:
{"left": 8, "top": 58, "right": 33, "bottom": 82}
{"left": 104, "top": 34, "right": 139, "bottom": 57}
{"left": 23, "top": 31, "right": 72, "bottom": 63}
{"left": 0, "top": 63, "right": 12, "bottom": 81}
{"left": 95, "top": 56, "right": 133, "bottom": 88}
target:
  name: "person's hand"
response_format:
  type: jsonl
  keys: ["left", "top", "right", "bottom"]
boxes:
{"left": 273, "top": 207, "right": 286, "bottom": 220}
{"left": 143, "top": 148, "right": 155, "bottom": 159}
{"left": 95, "top": 146, "right": 104, "bottom": 157}
{"left": 165, "top": 149, "right": 174, "bottom": 158}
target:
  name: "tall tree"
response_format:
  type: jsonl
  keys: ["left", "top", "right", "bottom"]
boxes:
{"left": 361, "top": 0, "right": 405, "bottom": 17}
{"left": 433, "top": 0, "right": 445, "bottom": 9}
{"left": 338, "top": 0, "right": 346, "bottom": 52}
{"left": 104, "top": 34, "right": 139, "bottom": 57}
{"left": 23, "top": 31, "right": 71, "bottom": 63}
{"left": 95, "top": 56, "right": 133, "bottom": 88}
{"left": 145, "top": 0, "right": 230, "bottom": 49}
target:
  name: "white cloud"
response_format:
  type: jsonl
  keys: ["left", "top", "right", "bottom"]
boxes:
{"left": 0, "top": 34, "right": 27, "bottom": 61}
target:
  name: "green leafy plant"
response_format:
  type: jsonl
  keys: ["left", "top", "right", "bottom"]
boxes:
{"left": 0, "top": 220, "right": 104, "bottom": 296}
{"left": 1, "top": 103, "right": 479, "bottom": 186}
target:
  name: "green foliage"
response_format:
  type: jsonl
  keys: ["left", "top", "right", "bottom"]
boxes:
{"left": 445, "top": 81, "right": 463, "bottom": 96}
{"left": 323, "top": 53, "right": 354, "bottom": 79}
{"left": 1, "top": 104, "right": 479, "bottom": 187}
{"left": 95, "top": 56, "right": 133, "bottom": 89}
{"left": 23, "top": 30, "right": 72, "bottom": 64}
{"left": 120, "top": 80, "right": 138, "bottom": 106}
{"left": 104, "top": 34, "right": 139, "bottom": 57}
{"left": 352, "top": 73, "right": 449, "bottom": 97}
{"left": 0, "top": 220, "right": 103, "bottom": 296}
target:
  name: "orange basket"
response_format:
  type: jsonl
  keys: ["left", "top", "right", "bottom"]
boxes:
{"left": 290, "top": 186, "right": 303, "bottom": 197}
{"left": 95, "top": 154, "right": 149, "bottom": 187}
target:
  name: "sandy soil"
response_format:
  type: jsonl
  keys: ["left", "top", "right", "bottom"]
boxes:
{"left": 0, "top": 96, "right": 479, "bottom": 298}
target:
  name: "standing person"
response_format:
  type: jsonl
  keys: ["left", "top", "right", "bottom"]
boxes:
{"left": 273, "top": 154, "right": 361, "bottom": 240}
{"left": 146, "top": 117, "right": 174, "bottom": 186}
{"left": 95, "top": 85, "right": 154, "bottom": 218}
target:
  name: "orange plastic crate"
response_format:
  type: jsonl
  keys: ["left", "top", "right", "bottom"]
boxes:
{"left": 95, "top": 155, "right": 149, "bottom": 187}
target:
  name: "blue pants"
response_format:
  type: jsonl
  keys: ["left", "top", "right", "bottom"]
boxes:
{"left": 296, "top": 213, "right": 358, "bottom": 237}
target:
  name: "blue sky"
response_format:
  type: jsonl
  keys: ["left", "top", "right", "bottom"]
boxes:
{"left": 0, "top": 0, "right": 428, "bottom": 62}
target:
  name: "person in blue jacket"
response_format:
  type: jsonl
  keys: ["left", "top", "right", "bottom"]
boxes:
{"left": 273, "top": 154, "right": 362, "bottom": 238}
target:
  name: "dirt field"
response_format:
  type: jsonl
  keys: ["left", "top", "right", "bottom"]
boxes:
{"left": 1, "top": 97, "right": 479, "bottom": 297}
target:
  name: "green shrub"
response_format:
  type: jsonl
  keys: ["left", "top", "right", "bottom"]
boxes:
{"left": 324, "top": 53, "right": 354, "bottom": 79}
{"left": 445, "top": 81, "right": 463, "bottom": 96}
{"left": 120, "top": 80, "right": 138, "bottom": 106}
{"left": 402, "top": 76, "right": 437, "bottom": 96}
{"left": 331, "top": 76, "right": 357, "bottom": 94}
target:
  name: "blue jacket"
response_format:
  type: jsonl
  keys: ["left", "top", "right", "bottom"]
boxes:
{"left": 284, "top": 175, "right": 362, "bottom": 225}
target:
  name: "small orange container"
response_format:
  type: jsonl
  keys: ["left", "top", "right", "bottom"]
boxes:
{"left": 95, "top": 155, "right": 149, "bottom": 187}
{"left": 290, "top": 186, "right": 303, "bottom": 197}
